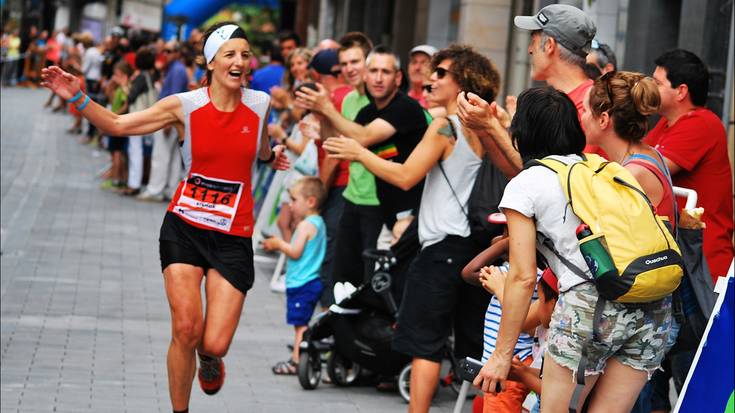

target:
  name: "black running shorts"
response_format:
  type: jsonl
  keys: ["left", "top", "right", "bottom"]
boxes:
{"left": 159, "top": 211, "right": 255, "bottom": 294}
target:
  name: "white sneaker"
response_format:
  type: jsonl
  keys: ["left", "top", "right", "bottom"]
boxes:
{"left": 136, "top": 191, "right": 165, "bottom": 202}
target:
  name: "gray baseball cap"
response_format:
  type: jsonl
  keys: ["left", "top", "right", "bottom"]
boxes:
{"left": 514, "top": 4, "right": 596, "bottom": 58}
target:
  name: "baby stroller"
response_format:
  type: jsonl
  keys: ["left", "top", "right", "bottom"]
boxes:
{"left": 297, "top": 218, "right": 421, "bottom": 390}
{"left": 297, "top": 247, "right": 412, "bottom": 389}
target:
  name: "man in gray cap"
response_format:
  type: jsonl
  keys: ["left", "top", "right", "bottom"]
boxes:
{"left": 514, "top": 4, "right": 595, "bottom": 116}
{"left": 457, "top": 3, "right": 603, "bottom": 172}
{"left": 515, "top": 4, "right": 605, "bottom": 155}
{"left": 407, "top": 44, "right": 437, "bottom": 108}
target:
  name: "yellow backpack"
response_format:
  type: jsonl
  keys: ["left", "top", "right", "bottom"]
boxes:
{"left": 530, "top": 154, "right": 684, "bottom": 303}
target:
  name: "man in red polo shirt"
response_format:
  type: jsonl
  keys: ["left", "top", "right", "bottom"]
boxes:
{"left": 645, "top": 49, "right": 734, "bottom": 280}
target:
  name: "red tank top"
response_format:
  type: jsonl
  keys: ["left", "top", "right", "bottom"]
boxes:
{"left": 168, "top": 87, "right": 270, "bottom": 237}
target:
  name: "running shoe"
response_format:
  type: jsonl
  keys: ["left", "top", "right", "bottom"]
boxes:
{"left": 198, "top": 355, "right": 225, "bottom": 395}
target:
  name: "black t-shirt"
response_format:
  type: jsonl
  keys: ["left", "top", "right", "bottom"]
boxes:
{"left": 354, "top": 91, "right": 428, "bottom": 227}
{"left": 101, "top": 47, "right": 124, "bottom": 79}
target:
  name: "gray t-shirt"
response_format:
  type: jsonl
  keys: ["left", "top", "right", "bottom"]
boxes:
{"left": 498, "top": 154, "right": 591, "bottom": 292}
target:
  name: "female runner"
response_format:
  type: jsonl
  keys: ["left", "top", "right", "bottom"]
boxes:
{"left": 41, "top": 22, "right": 288, "bottom": 413}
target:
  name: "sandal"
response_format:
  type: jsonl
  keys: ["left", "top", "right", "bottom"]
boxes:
{"left": 272, "top": 359, "right": 297, "bottom": 375}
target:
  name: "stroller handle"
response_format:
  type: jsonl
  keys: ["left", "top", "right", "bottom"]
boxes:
{"left": 673, "top": 187, "right": 698, "bottom": 210}
{"left": 362, "top": 248, "right": 394, "bottom": 261}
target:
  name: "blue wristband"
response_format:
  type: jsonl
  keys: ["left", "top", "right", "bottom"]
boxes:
{"left": 77, "top": 94, "right": 91, "bottom": 111}
{"left": 68, "top": 90, "right": 84, "bottom": 103}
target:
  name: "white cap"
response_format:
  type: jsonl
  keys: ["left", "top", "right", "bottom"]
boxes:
{"left": 203, "top": 24, "right": 241, "bottom": 64}
{"left": 410, "top": 44, "right": 438, "bottom": 57}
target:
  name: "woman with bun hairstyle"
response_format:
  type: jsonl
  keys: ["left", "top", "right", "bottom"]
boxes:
{"left": 581, "top": 71, "right": 676, "bottom": 225}
{"left": 473, "top": 86, "right": 673, "bottom": 413}
{"left": 41, "top": 21, "right": 288, "bottom": 413}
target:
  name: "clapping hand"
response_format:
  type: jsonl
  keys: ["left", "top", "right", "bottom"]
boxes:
{"left": 479, "top": 265, "right": 507, "bottom": 296}
{"left": 322, "top": 136, "right": 366, "bottom": 161}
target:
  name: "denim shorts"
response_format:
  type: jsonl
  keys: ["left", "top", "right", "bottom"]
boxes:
{"left": 546, "top": 282, "right": 673, "bottom": 378}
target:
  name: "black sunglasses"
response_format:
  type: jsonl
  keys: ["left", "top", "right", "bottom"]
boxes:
{"left": 163, "top": 49, "right": 176, "bottom": 54}
{"left": 330, "top": 69, "right": 342, "bottom": 77}
{"left": 422, "top": 84, "right": 433, "bottom": 93}
{"left": 599, "top": 70, "right": 616, "bottom": 110}
{"left": 434, "top": 67, "right": 454, "bottom": 79}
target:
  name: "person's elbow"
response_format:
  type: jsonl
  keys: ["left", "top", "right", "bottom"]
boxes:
{"left": 397, "top": 180, "right": 415, "bottom": 191}
{"left": 396, "top": 175, "right": 421, "bottom": 191}
{"left": 508, "top": 268, "right": 537, "bottom": 291}
{"left": 460, "top": 268, "right": 479, "bottom": 285}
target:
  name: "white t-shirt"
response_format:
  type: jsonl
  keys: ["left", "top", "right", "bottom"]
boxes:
{"left": 498, "top": 154, "right": 592, "bottom": 292}
{"left": 82, "top": 46, "right": 103, "bottom": 81}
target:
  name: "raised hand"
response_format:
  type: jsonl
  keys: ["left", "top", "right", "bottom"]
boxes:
{"left": 270, "top": 144, "right": 291, "bottom": 171}
{"left": 504, "top": 95, "right": 517, "bottom": 120}
{"left": 298, "top": 115, "right": 321, "bottom": 141}
{"left": 294, "top": 83, "right": 334, "bottom": 114}
{"left": 40, "top": 66, "right": 82, "bottom": 100}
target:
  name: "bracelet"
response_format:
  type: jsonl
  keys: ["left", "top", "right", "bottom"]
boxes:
{"left": 76, "top": 94, "right": 91, "bottom": 111}
{"left": 264, "top": 150, "right": 276, "bottom": 164}
{"left": 68, "top": 90, "right": 84, "bottom": 103}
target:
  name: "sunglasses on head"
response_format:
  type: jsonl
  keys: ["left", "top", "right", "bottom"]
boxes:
{"left": 422, "top": 84, "right": 433, "bottom": 93}
{"left": 434, "top": 67, "right": 454, "bottom": 79}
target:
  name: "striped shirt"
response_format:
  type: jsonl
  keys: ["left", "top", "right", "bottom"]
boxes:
{"left": 480, "top": 263, "right": 541, "bottom": 363}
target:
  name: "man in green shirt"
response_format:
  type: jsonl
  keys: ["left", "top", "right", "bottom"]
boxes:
{"left": 295, "top": 32, "right": 385, "bottom": 288}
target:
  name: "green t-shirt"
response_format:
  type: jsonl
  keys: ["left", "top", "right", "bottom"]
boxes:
{"left": 111, "top": 87, "right": 128, "bottom": 114}
{"left": 340, "top": 90, "right": 379, "bottom": 206}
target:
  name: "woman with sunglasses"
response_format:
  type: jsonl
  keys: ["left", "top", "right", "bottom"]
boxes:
{"left": 324, "top": 44, "right": 500, "bottom": 413}
{"left": 41, "top": 21, "right": 288, "bottom": 413}
{"left": 580, "top": 71, "right": 675, "bottom": 226}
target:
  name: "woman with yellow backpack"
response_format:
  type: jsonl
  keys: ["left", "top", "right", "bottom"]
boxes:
{"left": 472, "top": 85, "right": 682, "bottom": 413}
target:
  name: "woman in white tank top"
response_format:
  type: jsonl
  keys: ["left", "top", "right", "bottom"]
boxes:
{"left": 324, "top": 44, "right": 502, "bottom": 413}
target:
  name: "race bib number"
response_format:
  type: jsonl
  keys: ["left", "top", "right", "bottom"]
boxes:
{"left": 173, "top": 174, "right": 243, "bottom": 232}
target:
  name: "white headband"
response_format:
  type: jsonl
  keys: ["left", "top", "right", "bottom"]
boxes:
{"left": 203, "top": 24, "right": 241, "bottom": 64}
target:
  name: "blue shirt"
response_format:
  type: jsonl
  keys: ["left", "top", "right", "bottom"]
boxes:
{"left": 250, "top": 64, "right": 285, "bottom": 94}
{"left": 285, "top": 215, "right": 326, "bottom": 289}
{"left": 160, "top": 60, "right": 189, "bottom": 99}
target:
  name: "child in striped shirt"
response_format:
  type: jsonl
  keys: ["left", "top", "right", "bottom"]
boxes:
{"left": 461, "top": 213, "right": 540, "bottom": 413}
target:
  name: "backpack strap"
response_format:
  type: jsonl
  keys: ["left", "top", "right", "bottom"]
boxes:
{"left": 437, "top": 161, "right": 470, "bottom": 220}
{"left": 536, "top": 232, "right": 591, "bottom": 282}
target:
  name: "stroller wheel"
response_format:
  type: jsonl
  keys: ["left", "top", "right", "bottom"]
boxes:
{"left": 397, "top": 363, "right": 411, "bottom": 403}
{"left": 298, "top": 351, "right": 322, "bottom": 390}
{"left": 326, "top": 352, "right": 361, "bottom": 386}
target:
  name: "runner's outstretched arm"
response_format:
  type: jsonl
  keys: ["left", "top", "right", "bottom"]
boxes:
{"left": 41, "top": 65, "right": 181, "bottom": 136}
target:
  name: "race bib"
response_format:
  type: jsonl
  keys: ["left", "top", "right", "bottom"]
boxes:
{"left": 173, "top": 173, "right": 243, "bottom": 232}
